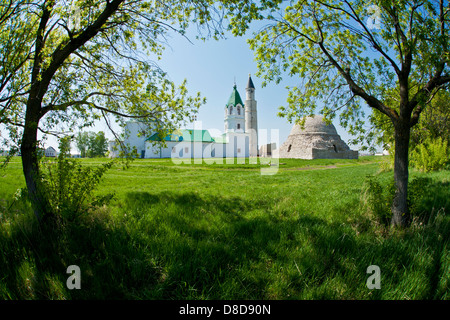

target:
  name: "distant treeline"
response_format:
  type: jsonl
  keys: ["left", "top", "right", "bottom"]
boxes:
{"left": 75, "top": 131, "right": 108, "bottom": 158}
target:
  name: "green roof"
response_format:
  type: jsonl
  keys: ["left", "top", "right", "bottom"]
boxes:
{"left": 226, "top": 85, "right": 244, "bottom": 108}
{"left": 147, "top": 129, "right": 215, "bottom": 143}
{"left": 212, "top": 135, "right": 228, "bottom": 144}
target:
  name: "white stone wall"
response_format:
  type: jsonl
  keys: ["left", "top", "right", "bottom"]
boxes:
{"left": 146, "top": 141, "right": 223, "bottom": 159}
{"left": 224, "top": 132, "right": 250, "bottom": 158}
{"left": 123, "top": 121, "right": 149, "bottom": 157}
{"left": 225, "top": 104, "right": 245, "bottom": 133}
{"left": 259, "top": 143, "right": 277, "bottom": 157}
{"left": 144, "top": 141, "right": 164, "bottom": 158}
{"left": 140, "top": 135, "right": 250, "bottom": 160}
{"left": 108, "top": 141, "right": 121, "bottom": 158}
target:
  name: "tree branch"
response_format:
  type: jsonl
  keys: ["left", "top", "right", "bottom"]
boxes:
{"left": 37, "top": 0, "right": 125, "bottom": 104}
{"left": 41, "top": 91, "right": 161, "bottom": 120}
{"left": 31, "top": 0, "right": 54, "bottom": 87}
{"left": 314, "top": 0, "right": 402, "bottom": 76}
{"left": 313, "top": 13, "right": 398, "bottom": 121}
{"left": 410, "top": 75, "right": 450, "bottom": 126}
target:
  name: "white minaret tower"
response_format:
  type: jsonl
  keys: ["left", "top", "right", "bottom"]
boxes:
{"left": 245, "top": 74, "right": 258, "bottom": 157}
{"left": 224, "top": 83, "right": 245, "bottom": 133}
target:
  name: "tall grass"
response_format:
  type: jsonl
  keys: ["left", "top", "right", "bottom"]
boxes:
{"left": 0, "top": 156, "right": 448, "bottom": 299}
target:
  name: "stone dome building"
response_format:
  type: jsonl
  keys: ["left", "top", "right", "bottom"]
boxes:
{"left": 277, "top": 115, "right": 358, "bottom": 159}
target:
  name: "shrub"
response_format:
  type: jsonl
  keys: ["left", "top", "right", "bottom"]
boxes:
{"left": 360, "top": 175, "right": 394, "bottom": 226}
{"left": 39, "top": 137, "right": 114, "bottom": 220}
{"left": 410, "top": 137, "right": 449, "bottom": 172}
{"left": 378, "top": 137, "right": 449, "bottom": 173}
{"left": 378, "top": 154, "right": 394, "bottom": 172}
{"left": 407, "top": 176, "right": 449, "bottom": 224}
{"left": 360, "top": 175, "right": 442, "bottom": 226}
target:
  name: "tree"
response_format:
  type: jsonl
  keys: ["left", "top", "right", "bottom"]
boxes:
{"left": 227, "top": 0, "right": 450, "bottom": 227}
{"left": 75, "top": 131, "right": 89, "bottom": 158}
{"left": 87, "top": 131, "right": 108, "bottom": 158}
{"left": 0, "top": 0, "right": 222, "bottom": 222}
{"left": 75, "top": 131, "right": 108, "bottom": 157}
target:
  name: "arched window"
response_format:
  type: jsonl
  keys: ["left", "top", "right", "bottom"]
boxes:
{"left": 229, "top": 106, "right": 233, "bottom": 115}
{"left": 237, "top": 106, "right": 241, "bottom": 115}
{"left": 237, "top": 123, "right": 241, "bottom": 130}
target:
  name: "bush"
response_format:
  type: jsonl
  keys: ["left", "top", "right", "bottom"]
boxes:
{"left": 407, "top": 176, "right": 449, "bottom": 224}
{"left": 410, "top": 137, "right": 449, "bottom": 172}
{"left": 378, "top": 154, "right": 394, "bottom": 172}
{"left": 39, "top": 137, "right": 114, "bottom": 220}
{"left": 360, "top": 175, "right": 443, "bottom": 226}
{"left": 378, "top": 137, "right": 449, "bottom": 173}
{"left": 360, "top": 175, "right": 395, "bottom": 226}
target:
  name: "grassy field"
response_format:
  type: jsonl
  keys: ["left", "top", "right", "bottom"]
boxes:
{"left": 0, "top": 156, "right": 448, "bottom": 299}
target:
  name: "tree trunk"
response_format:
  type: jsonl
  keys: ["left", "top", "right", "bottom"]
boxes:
{"left": 391, "top": 122, "right": 410, "bottom": 227}
{"left": 21, "top": 113, "right": 50, "bottom": 223}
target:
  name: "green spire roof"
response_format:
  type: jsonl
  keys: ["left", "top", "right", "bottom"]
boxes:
{"left": 226, "top": 84, "right": 244, "bottom": 108}
{"left": 146, "top": 129, "right": 214, "bottom": 143}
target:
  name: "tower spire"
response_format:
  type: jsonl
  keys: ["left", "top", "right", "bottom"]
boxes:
{"left": 245, "top": 74, "right": 258, "bottom": 157}
{"left": 225, "top": 78, "right": 245, "bottom": 134}
{"left": 246, "top": 73, "right": 255, "bottom": 89}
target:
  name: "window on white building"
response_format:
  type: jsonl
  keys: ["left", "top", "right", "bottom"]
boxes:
{"left": 185, "top": 147, "right": 189, "bottom": 153}
{"left": 172, "top": 147, "right": 176, "bottom": 153}
{"left": 237, "top": 123, "right": 241, "bottom": 130}
{"left": 237, "top": 106, "right": 241, "bottom": 115}
{"left": 229, "top": 106, "right": 233, "bottom": 115}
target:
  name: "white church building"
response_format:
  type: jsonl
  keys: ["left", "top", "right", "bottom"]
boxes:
{"left": 109, "top": 75, "right": 259, "bottom": 159}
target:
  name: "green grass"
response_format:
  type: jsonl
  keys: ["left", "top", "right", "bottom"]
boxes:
{"left": 0, "top": 156, "right": 448, "bottom": 299}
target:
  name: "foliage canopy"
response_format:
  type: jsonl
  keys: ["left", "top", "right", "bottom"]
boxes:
{"left": 0, "top": 0, "right": 230, "bottom": 155}
{"left": 226, "top": 0, "right": 450, "bottom": 226}
{"left": 0, "top": 0, "right": 229, "bottom": 221}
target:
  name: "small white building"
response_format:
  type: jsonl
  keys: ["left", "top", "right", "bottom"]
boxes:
{"left": 45, "top": 146, "right": 57, "bottom": 157}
